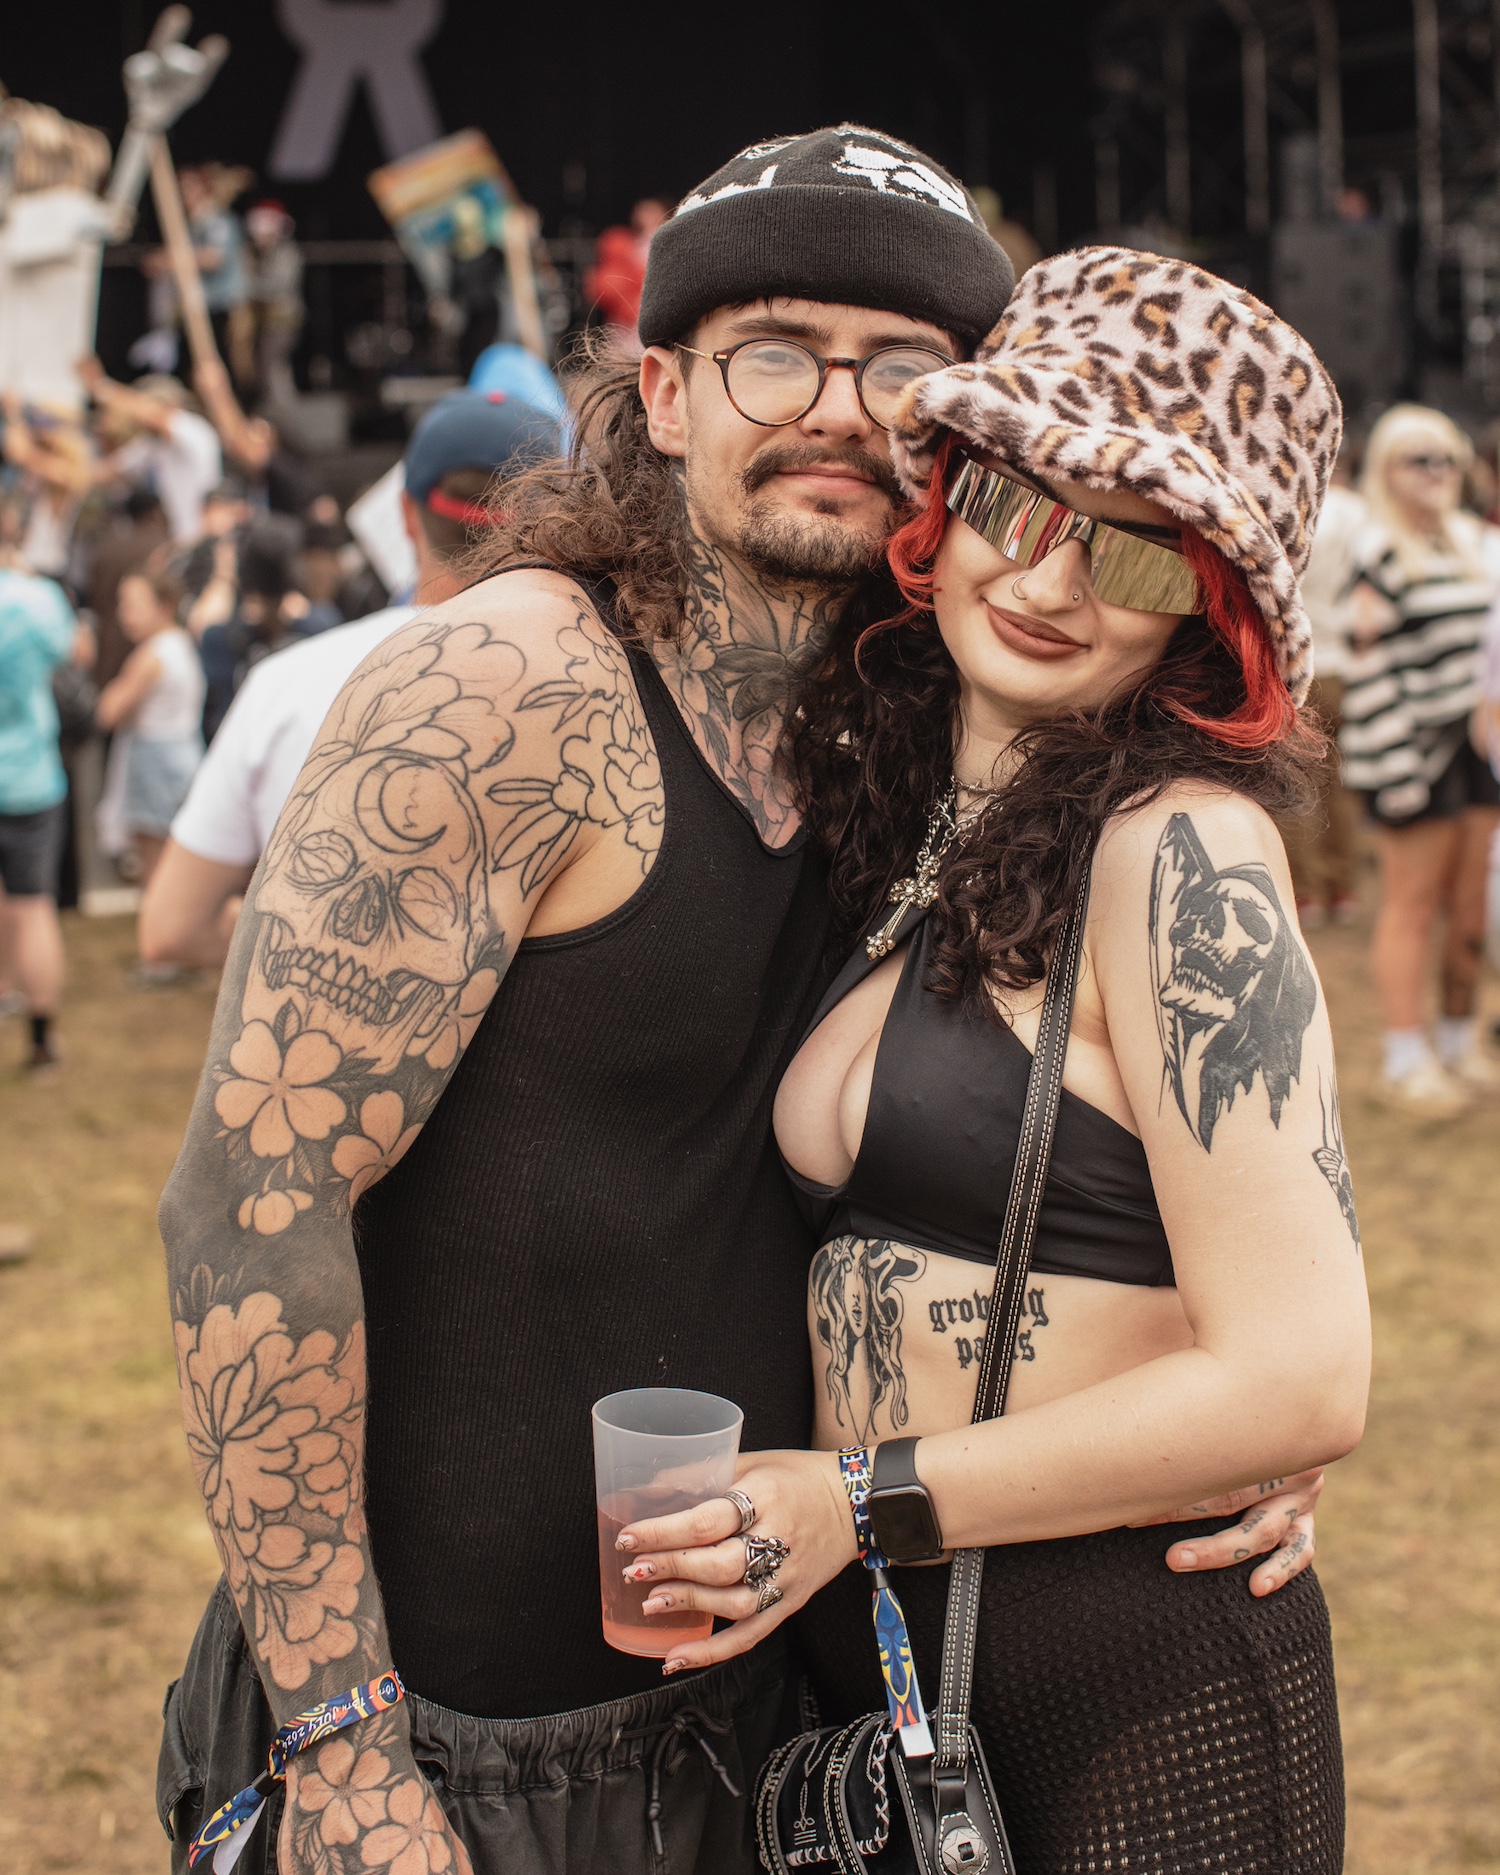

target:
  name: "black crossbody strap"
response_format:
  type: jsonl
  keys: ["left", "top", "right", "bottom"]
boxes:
{"left": 934, "top": 861, "right": 1094, "bottom": 1777}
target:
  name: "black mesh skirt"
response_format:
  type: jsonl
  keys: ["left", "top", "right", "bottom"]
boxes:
{"left": 795, "top": 1519, "right": 1343, "bottom": 1873}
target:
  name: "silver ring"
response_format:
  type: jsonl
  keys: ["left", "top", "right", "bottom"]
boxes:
{"left": 755, "top": 1581, "right": 784, "bottom": 1613}
{"left": 724, "top": 1489, "right": 757, "bottom": 1535}
{"left": 741, "top": 1534, "right": 791, "bottom": 1586}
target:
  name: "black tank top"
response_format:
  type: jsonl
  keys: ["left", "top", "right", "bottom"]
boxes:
{"left": 354, "top": 623, "right": 831, "bottom": 1718}
{"left": 781, "top": 909, "right": 1175, "bottom": 1287}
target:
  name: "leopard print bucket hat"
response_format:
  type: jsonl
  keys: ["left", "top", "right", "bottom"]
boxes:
{"left": 889, "top": 247, "right": 1342, "bottom": 705}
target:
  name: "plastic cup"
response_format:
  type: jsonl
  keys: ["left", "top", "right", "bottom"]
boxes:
{"left": 593, "top": 1387, "right": 743, "bottom": 1658}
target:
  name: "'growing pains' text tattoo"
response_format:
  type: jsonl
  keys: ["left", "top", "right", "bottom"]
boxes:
{"left": 927, "top": 1282, "right": 1051, "bottom": 1373}
{"left": 1149, "top": 812, "right": 1317, "bottom": 1149}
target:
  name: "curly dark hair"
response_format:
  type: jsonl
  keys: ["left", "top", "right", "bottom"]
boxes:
{"left": 469, "top": 330, "right": 694, "bottom": 643}
{"left": 786, "top": 443, "right": 1325, "bottom": 1014}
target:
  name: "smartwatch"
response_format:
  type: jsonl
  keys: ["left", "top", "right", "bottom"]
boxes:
{"left": 868, "top": 1436, "right": 945, "bottom": 1564}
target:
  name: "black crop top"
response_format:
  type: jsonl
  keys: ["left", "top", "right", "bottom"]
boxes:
{"left": 780, "top": 907, "right": 1175, "bottom": 1288}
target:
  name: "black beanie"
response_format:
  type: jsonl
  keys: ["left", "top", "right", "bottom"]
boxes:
{"left": 638, "top": 126, "right": 1015, "bottom": 356}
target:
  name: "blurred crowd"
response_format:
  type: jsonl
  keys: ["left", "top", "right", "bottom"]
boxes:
{"left": 1287, "top": 404, "right": 1500, "bottom": 1117}
{"left": 0, "top": 146, "right": 578, "bottom": 1075}
{"left": 0, "top": 340, "right": 394, "bottom": 1070}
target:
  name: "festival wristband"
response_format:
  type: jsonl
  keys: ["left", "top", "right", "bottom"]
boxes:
{"left": 838, "top": 1443, "right": 887, "bottom": 1567}
{"left": 838, "top": 1449, "right": 933, "bottom": 1759}
{"left": 186, "top": 1670, "right": 406, "bottom": 1873}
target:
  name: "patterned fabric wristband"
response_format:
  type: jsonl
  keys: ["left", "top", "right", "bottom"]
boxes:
{"left": 837, "top": 1445, "right": 888, "bottom": 1570}
{"left": 838, "top": 1448, "right": 932, "bottom": 1759}
{"left": 187, "top": 1670, "right": 406, "bottom": 1873}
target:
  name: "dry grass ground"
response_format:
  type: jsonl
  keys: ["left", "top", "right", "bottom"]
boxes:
{"left": 0, "top": 908, "right": 1496, "bottom": 1873}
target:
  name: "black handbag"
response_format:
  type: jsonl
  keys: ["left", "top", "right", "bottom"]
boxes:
{"left": 756, "top": 871, "right": 1093, "bottom": 1875}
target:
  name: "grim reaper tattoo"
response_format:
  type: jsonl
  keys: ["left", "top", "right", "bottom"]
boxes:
{"left": 1150, "top": 813, "right": 1317, "bottom": 1150}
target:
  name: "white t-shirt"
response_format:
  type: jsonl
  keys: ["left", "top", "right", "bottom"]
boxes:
{"left": 170, "top": 606, "right": 415, "bottom": 866}
{"left": 111, "top": 408, "right": 223, "bottom": 544}
{"left": 135, "top": 627, "right": 206, "bottom": 741}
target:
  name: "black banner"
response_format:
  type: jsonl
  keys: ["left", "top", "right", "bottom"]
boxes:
{"left": 3, "top": 1, "right": 1099, "bottom": 238}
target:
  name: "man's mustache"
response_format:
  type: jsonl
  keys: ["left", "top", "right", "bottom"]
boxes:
{"left": 740, "top": 444, "right": 905, "bottom": 504}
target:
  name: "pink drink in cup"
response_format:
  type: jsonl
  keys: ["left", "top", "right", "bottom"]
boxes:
{"left": 592, "top": 1387, "right": 743, "bottom": 1658}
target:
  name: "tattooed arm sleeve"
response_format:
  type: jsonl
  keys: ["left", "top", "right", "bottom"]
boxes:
{"left": 158, "top": 590, "right": 662, "bottom": 1872}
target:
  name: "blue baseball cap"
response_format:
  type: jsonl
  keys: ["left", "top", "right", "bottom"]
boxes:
{"left": 467, "top": 342, "right": 569, "bottom": 428}
{"left": 404, "top": 390, "right": 561, "bottom": 507}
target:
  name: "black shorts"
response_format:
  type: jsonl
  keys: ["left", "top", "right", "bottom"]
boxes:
{"left": 1364, "top": 737, "right": 1500, "bottom": 829}
{"left": 0, "top": 801, "right": 67, "bottom": 898}
{"left": 159, "top": 1578, "right": 796, "bottom": 1875}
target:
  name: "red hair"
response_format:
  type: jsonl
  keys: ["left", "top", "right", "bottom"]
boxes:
{"left": 887, "top": 434, "right": 955, "bottom": 610}
{"left": 880, "top": 440, "right": 1295, "bottom": 752}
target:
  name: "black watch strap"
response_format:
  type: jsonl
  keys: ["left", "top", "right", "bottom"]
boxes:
{"left": 872, "top": 1435, "right": 923, "bottom": 1495}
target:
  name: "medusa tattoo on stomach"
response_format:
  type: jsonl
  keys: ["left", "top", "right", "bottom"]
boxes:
{"left": 1150, "top": 813, "right": 1317, "bottom": 1150}
{"left": 810, "top": 1236, "right": 926, "bottom": 1442}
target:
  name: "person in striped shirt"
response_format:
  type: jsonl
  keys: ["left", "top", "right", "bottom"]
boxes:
{"left": 1342, "top": 405, "right": 1500, "bottom": 1113}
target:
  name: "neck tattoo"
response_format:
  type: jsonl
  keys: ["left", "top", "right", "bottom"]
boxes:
{"left": 652, "top": 523, "right": 848, "bottom": 847}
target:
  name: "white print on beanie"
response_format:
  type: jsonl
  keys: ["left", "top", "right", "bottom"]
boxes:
{"left": 676, "top": 165, "right": 780, "bottom": 216}
{"left": 832, "top": 142, "right": 975, "bottom": 221}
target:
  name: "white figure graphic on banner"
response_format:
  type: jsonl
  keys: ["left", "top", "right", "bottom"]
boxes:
{"left": 270, "top": 0, "right": 444, "bottom": 181}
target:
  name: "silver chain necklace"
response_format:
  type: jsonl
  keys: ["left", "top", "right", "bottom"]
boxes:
{"left": 865, "top": 783, "right": 994, "bottom": 960}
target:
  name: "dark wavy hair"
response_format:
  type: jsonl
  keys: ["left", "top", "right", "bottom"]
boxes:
{"left": 786, "top": 436, "right": 1325, "bottom": 1012}
{"left": 469, "top": 330, "right": 693, "bottom": 643}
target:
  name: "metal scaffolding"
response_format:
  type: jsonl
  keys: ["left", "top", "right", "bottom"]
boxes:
{"left": 1091, "top": 0, "right": 1500, "bottom": 403}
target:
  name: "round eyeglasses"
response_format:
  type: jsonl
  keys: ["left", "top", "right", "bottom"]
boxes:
{"left": 675, "top": 338, "right": 954, "bottom": 430}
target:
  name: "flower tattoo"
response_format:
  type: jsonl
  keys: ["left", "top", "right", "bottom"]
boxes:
{"left": 360, "top": 1778, "right": 465, "bottom": 1875}
{"left": 216, "top": 1020, "right": 347, "bottom": 1158}
{"left": 295, "top": 1735, "right": 392, "bottom": 1846}
{"left": 175, "top": 1291, "right": 367, "bottom": 1689}
{"left": 287, "top": 1714, "right": 474, "bottom": 1875}
{"left": 332, "top": 1093, "right": 422, "bottom": 1204}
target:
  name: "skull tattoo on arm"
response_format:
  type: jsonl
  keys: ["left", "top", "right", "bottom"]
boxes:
{"left": 1149, "top": 812, "right": 1319, "bottom": 1151}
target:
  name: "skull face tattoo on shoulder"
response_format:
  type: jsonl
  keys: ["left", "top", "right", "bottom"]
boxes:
{"left": 1149, "top": 813, "right": 1318, "bottom": 1150}
{"left": 251, "top": 747, "right": 489, "bottom": 1074}
{"left": 242, "top": 625, "right": 520, "bottom": 1074}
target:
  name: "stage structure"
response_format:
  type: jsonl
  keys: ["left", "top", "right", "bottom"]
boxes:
{"left": 1091, "top": 0, "right": 1500, "bottom": 412}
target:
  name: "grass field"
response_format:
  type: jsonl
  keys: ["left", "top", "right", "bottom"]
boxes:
{"left": 0, "top": 908, "right": 1496, "bottom": 1873}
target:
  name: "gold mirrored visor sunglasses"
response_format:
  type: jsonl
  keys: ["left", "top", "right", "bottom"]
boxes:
{"left": 945, "top": 453, "right": 1200, "bottom": 615}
